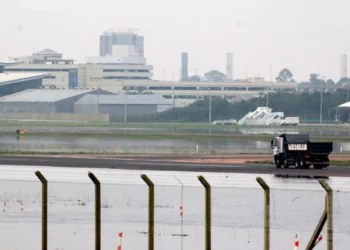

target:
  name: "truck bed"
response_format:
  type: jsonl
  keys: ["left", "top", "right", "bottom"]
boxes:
{"left": 308, "top": 142, "right": 333, "bottom": 154}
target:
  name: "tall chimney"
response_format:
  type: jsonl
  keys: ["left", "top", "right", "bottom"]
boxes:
{"left": 181, "top": 52, "right": 188, "bottom": 81}
{"left": 226, "top": 52, "right": 233, "bottom": 81}
{"left": 340, "top": 54, "right": 347, "bottom": 79}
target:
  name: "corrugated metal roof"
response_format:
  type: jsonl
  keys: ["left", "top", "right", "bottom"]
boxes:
{"left": 33, "top": 49, "right": 62, "bottom": 56}
{"left": 0, "top": 72, "right": 49, "bottom": 84}
{"left": 75, "top": 94, "right": 172, "bottom": 105}
{"left": 0, "top": 89, "right": 97, "bottom": 103}
{"left": 338, "top": 102, "right": 350, "bottom": 108}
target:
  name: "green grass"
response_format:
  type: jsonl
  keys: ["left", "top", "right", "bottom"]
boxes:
{"left": 8, "top": 131, "right": 350, "bottom": 142}
{"left": 0, "top": 120, "right": 348, "bottom": 130}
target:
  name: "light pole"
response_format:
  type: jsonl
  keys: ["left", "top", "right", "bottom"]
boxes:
{"left": 266, "top": 91, "right": 269, "bottom": 108}
{"left": 209, "top": 89, "right": 212, "bottom": 124}
{"left": 124, "top": 87, "right": 128, "bottom": 123}
{"left": 320, "top": 89, "right": 323, "bottom": 124}
{"left": 117, "top": 80, "right": 126, "bottom": 123}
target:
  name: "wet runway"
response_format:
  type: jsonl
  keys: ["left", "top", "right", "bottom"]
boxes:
{"left": 0, "top": 155, "right": 349, "bottom": 177}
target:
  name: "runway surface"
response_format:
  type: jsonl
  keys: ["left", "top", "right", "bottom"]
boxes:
{"left": 0, "top": 154, "right": 349, "bottom": 177}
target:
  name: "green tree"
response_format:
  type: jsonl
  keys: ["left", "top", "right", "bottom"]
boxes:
{"left": 276, "top": 68, "right": 294, "bottom": 82}
{"left": 144, "top": 90, "right": 350, "bottom": 123}
{"left": 326, "top": 79, "right": 335, "bottom": 85}
{"left": 204, "top": 70, "right": 226, "bottom": 82}
{"left": 310, "top": 73, "right": 326, "bottom": 85}
{"left": 187, "top": 75, "right": 202, "bottom": 81}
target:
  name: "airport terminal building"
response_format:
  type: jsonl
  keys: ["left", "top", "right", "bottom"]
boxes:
{"left": 5, "top": 49, "right": 153, "bottom": 91}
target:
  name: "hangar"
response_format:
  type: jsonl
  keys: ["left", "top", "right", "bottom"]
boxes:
{"left": 0, "top": 71, "right": 50, "bottom": 97}
{"left": 0, "top": 88, "right": 111, "bottom": 113}
{"left": 337, "top": 101, "right": 350, "bottom": 123}
{"left": 74, "top": 94, "right": 172, "bottom": 121}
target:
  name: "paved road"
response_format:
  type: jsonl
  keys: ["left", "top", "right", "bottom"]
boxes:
{"left": 0, "top": 155, "right": 349, "bottom": 177}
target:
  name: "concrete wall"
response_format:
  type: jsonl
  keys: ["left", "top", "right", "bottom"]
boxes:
{"left": 74, "top": 103, "right": 157, "bottom": 121}
{"left": 0, "top": 102, "right": 55, "bottom": 113}
{"left": 74, "top": 104, "right": 98, "bottom": 114}
{"left": 0, "top": 112, "right": 109, "bottom": 122}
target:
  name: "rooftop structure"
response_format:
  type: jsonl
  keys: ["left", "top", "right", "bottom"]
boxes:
{"left": 9, "top": 49, "right": 75, "bottom": 65}
{"left": 338, "top": 101, "right": 350, "bottom": 108}
{"left": 99, "top": 28, "right": 144, "bottom": 59}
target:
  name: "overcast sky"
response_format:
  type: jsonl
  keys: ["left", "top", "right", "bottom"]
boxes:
{"left": 1, "top": 0, "right": 350, "bottom": 82}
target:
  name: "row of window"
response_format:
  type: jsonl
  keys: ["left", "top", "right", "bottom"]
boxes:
{"left": 5, "top": 68, "right": 150, "bottom": 73}
{"left": 5, "top": 68, "right": 70, "bottom": 72}
{"left": 103, "top": 76, "right": 151, "bottom": 80}
{"left": 103, "top": 69, "right": 150, "bottom": 73}
{"left": 131, "top": 86, "right": 272, "bottom": 91}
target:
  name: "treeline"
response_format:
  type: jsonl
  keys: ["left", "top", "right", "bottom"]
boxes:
{"left": 143, "top": 90, "right": 350, "bottom": 123}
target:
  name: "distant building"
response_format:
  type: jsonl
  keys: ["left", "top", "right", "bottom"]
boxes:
{"left": 181, "top": 52, "right": 188, "bottom": 81}
{"left": 5, "top": 49, "right": 153, "bottom": 91}
{"left": 74, "top": 94, "right": 172, "bottom": 121}
{"left": 98, "top": 28, "right": 145, "bottom": 63}
{"left": 0, "top": 88, "right": 111, "bottom": 113}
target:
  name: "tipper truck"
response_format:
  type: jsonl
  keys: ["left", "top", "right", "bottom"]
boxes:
{"left": 271, "top": 133, "right": 333, "bottom": 169}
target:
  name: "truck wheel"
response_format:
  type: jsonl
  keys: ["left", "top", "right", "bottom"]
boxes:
{"left": 283, "top": 159, "right": 289, "bottom": 169}
{"left": 275, "top": 159, "right": 281, "bottom": 168}
{"left": 300, "top": 159, "right": 310, "bottom": 169}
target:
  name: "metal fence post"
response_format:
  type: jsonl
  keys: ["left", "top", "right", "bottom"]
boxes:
{"left": 88, "top": 172, "right": 101, "bottom": 250}
{"left": 141, "top": 174, "right": 154, "bottom": 250}
{"left": 319, "top": 179, "right": 333, "bottom": 250}
{"left": 305, "top": 196, "right": 327, "bottom": 250}
{"left": 256, "top": 177, "right": 270, "bottom": 250}
{"left": 198, "top": 175, "right": 211, "bottom": 250}
{"left": 35, "top": 171, "right": 48, "bottom": 250}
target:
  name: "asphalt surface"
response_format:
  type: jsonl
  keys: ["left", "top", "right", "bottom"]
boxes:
{"left": 0, "top": 155, "right": 349, "bottom": 177}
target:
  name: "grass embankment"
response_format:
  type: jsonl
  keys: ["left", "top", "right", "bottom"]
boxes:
{"left": 0, "top": 120, "right": 349, "bottom": 130}
{"left": 246, "top": 160, "right": 350, "bottom": 167}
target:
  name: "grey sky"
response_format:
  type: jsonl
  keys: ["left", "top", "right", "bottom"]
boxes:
{"left": 1, "top": 0, "right": 350, "bottom": 82}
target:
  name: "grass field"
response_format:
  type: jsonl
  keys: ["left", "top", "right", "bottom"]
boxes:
{"left": 0, "top": 120, "right": 349, "bottom": 130}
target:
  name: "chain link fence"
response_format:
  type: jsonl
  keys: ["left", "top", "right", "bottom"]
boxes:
{"left": 0, "top": 167, "right": 350, "bottom": 249}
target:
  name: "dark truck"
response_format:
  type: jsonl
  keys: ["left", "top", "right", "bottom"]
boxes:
{"left": 270, "top": 133, "right": 333, "bottom": 169}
